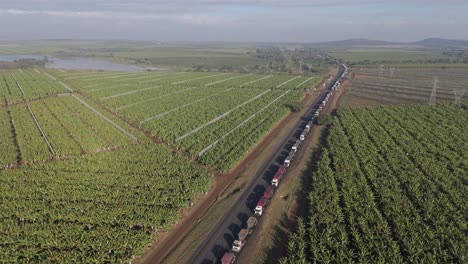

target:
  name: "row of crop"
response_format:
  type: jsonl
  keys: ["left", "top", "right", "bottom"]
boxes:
{"left": 9, "top": 104, "right": 51, "bottom": 162}
{"left": 78, "top": 74, "right": 184, "bottom": 96}
{"left": 364, "top": 107, "right": 466, "bottom": 214}
{"left": 0, "top": 72, "right": 23, "bottom": 105}
{"left": 0, "top": 143, "right": 213, "bottom": 263}
{"left": 339, "top": 109, "right": 453, "bottom": 262}
{"left": 178, "top": 90, "right": 294, "bottom": 155}
{"left": 389, "top": 105, "right": 466, "bottom": 168}
{"left": 67, "top": 72, "right": 210, "bottom": 91}
{"left": 104, "top": 85, "right": 207, "bottom": 109}
{"left": 329, "top": 117, "right": 403, "bottom": 262}
{"left": 0, "top": 107, "right": 18, "bottom": 166}
{"left": 200, "top": 92, "right": 297, "bottom": 170}
{"left": 349, "top": 108, "right": 466, "bottom": 261}
{"left": 144, "top": 88, "right": 269, "bottom": 141}
{"left": 49, "top": 96, "right": 133, "bottom": 151}
{"left": 11, "top": 70, "right": 65, "bottom": 98}
{"left": 282, "top": 104, "right": 466, "bottom": 263}
{"left": 120, "top": 86, "right": 235, "bottom": 121}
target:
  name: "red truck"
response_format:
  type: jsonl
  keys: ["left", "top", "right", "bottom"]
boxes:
{"left": 271, "top": 166, "right": 286, "bottom": 187}
{"left": 221, "top": 252, "right": 236, "bottom": 264}
{"left": 263, "top": 186, "right": 275, "bottom": 199}
{"left": 255, "top": 197, "right": 269, "bottom": 216}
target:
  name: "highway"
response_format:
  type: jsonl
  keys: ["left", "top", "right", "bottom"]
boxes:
{"left": 189, "top": 63, "right": 347, "bottom": 264}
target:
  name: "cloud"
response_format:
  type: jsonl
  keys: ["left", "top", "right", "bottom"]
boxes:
{"left": 0, "top": 8, "right": 234, "bottom": 26}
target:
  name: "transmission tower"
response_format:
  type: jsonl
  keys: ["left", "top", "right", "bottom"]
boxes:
{"left": 453, "top": 88, "right": 466, "bottom": 107}
{"left": 429, "top": 76, "right": 438, "bottom": 106}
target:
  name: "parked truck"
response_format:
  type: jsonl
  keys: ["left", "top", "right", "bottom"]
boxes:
{"left": 300, "top": 132, "right": 306, "bottom": 141}
{"left": 221, "top": 252, "right": 236, "bottom": 264}
{"left": 255, "top": 197, "right": 269, "bottom": 216}
{"left": 291, "top": 140, "right": 301, "bottom": 152}
{"left": 231, "top": 217, "right": 258, "bottom": 252}
{"left": 271, "top": 166, "right": 286, "bottom": 186}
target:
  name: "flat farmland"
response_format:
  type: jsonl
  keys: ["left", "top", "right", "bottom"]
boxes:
{"left": 0, "top": 69, "right": 69, "bottom": 106}
{"left": 0, "top": 67, "right": 320, "bottom": 262}
{"left": 343, "top": 67, "right": 468, "bottom": 106}
{"left": 282, "top": 103, "right": 467, "bottom": 263}
{"left": 0, "top": 69, "right": 215, "bottom": 263}
{"left": 56, "top": 70, "right": 320, "bottom": 170}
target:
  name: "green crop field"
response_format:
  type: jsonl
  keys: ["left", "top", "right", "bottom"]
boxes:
{"left": 281, "top": 103, "right": 467, "bottom": 263}
{"left": 0, "top": 66, "right": 320, "bottom": 262}
{"left": 51, "top": 69, "right": 320, "bottom": 170}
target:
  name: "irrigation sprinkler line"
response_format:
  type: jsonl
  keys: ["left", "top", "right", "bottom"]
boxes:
{"left": 71, "top": 94, "right": 138, "bottom": 142}
{"left": 276, "top": 76, "right": 301, "bottom": 88}
{"left": 89, "top": 84, "right": 129, "bottom": 92}
{"left": 240, "top": 75, "right": 273, "bottom": 87}
{"left": 84, "top": 83, "right": 104, "bottom": 88}
{"left": 205, "top": 74, "right": 252, "bottom": 87}
{"left": 100, "top": 85, "right": 160, "bottom": 100}
{"left": 140, "top": 87, "right": 235, "bottom": 124}
{"left": 11, "top": 74, "right": 25, "bottom": 96}
{"left": 176, "top": 89, "right": 271, "bottom": 142}
{"left": 198, "top": 89, "right": 290, "bottom": 156}
{"left": 118, "top": 86, "right": 199, "bottom": 111}
{"left": 113, "top": 73, "right": 169, "bottom": 83}
{"left": 64, "top": 72, "right": 125, "bottom": 80}
{"left": 295, "top": 76, "right": 315, "bottom": 89}
{"left": 12, "top": 75, "right": 55, "bottom": 155}
{"left": 59, "top": 81, "right": 74, "bottom": 92}
{"left": 26, "top": 104, "right": 56, "bottom": 156}
{"left": 83, "top": 71, "right": 147, "bottom": 81}
{"left": 172, "top": 73, "right": 230, "bottom": 85}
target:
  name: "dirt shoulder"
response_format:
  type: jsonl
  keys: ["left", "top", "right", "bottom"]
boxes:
{"left": 136, "top": 79, "right": 327, "bottom": 264}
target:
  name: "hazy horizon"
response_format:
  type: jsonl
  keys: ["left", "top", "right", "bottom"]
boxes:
{"left": 1, "top": 1, "right": 468, "bottom": 42}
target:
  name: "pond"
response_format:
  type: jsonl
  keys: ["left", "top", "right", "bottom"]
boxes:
{"left": 0, "top": 55, "right": 145, "bottom": 72}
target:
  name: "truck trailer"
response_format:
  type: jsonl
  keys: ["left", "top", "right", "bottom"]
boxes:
{"left": 271, "top": 166, "right": 287, "bottom": 186}
{"left": 221, "top": 252, "right": 236, "bottom": 264}
{"left": 232, "top": 217, "right": 258, "bottom": 252}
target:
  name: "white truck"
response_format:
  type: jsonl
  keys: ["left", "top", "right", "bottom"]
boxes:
{"left": 300, "top": 132, "right": 306, "bottom": 141}
{"left": 291, "top": 140, "right": 301, "bottom": 152}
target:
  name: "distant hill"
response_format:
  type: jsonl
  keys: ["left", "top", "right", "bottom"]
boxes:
{"left": 310, "top": 38, "right": 400, "bottom": 47}
{"left": 310, "top": 38, "right": 468, "bottom": 49}
{"left": 412, "top": 38, "right": 468, "bottom": 48}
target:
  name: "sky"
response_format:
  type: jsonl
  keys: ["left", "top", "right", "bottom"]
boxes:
{"left": 1, "top": 0, "right": 468, "bottom": 42}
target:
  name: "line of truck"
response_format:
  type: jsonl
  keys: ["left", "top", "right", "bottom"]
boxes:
{"left": 220, "top": 63, "right": 348, "bottom": 264}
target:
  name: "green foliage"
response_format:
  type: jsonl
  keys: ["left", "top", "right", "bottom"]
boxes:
{"left": 315, "top": 113, "right": 332, "bottom": 125}
{"left": 62, "top": 70, "right": 319, "bottom": 171}
{"left": 289, "top": 102, "right": 303, "bottom": 112}
{"left": 282, "top": 103, "right": 467, "bottom": 263}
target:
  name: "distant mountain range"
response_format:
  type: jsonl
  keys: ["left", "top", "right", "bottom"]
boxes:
{"left": 311, "top": 38, "right": 468, "bottom": 48}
